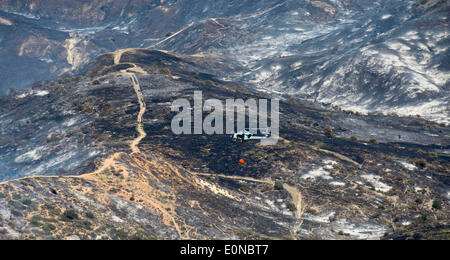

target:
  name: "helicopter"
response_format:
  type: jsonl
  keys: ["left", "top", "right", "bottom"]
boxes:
{"left": 232, "top": 128, "right": 271, "bottom": 143}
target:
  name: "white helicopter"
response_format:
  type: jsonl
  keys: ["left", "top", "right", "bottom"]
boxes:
{"left": 232, "top": 128, "right": 271, "bottom": 143}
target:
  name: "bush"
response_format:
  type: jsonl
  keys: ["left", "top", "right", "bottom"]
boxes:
{"left": 432, "top": 200, "right": 442, "bottom": 210}
{"left": 92, "top": 79, "right": 101, "bottom": 85}
{"left": 30, "top": 215, "right": 42, "bottom": 226}
{"left": 62, "top": 78, "right": 72, "bottom": 84}
{"left": 113, "top": 228, "right": 129, "bottom": 240}
{"left": 369, "top": 139, "right": 379, "bottom": 145}
{"left": 323, "top": 126, "right": 335, "bottom": 138}
{"left": 43, "top": 223, "right": 56, "bottom": 232}
{"left": 160, "top": 68, "right": 171, "bottom": 76}
{"left": 287, "top": 201, "right": 297, "bottom": 212}
{"left": 61, "top": 209, "right": 79, "bottom": 221}
{"left": 204, "top": 80, "right": 215, "bottom": 86}
{"left": 414, "top": 158, "right": 427, "bottom": 168}
{"left": 22, "top": 199, "right": 32, "bottom": 206}
{"left": 85, "top": 212, "right": 95, "bottom": 219}
{"left": 350, "top": 136, "right": 358, "bottom": 141}
{"left": 274, "top": 181, "right": 284, "bottom": 191}
{"left": 408, "top": 119, "right": 422, "bottom": 125}
{"left": 428, "top": 152, "right": 438, "bottom": 160}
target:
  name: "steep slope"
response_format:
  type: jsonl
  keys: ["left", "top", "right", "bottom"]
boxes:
{"left": 0, "top": 0, "right": 289, "bottom": 93}
{"left": 0, "top": 48, "right": 448, "bottom": 240}
{"left": 152, "top": 0, "right": 450, "bottom": 122}
{"left": 1, "top": 0, "right": 448, "bottom": 123}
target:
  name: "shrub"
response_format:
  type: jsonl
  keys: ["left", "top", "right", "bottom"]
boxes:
{"left": 323, "top": 126, "right": 335, "bottom": 138}
{"left": 113, "top": 229, "right": 129, "bottom": 240}
{"left": 414, "top": 158, "right": 427, "bottom": 168}
{"left": 274, "top": 181, "right": 284, "bottom": 191}
{"left": 92, "top": 79, "right": 101, "bottom": 85}
{"left": 204, "top": 80, "right": 215, "bottom": 86}
{"left": 408, "top": 119, "right": 422, "bottom": 125}
{"left": 85, "top": 212, "right": 95, "bottom": 219}
{"left": 43, "top": 223, "right": 56, "bottom": 232}
{"left": 369, "top": 139, "right": 379, "bottom": 145}
{"left": 61, "top": 209, "right": 79, "bottom": 221}
{"left": 414, "top": 215, "right": 427, "bottom": 224}
{"left": 350, "top": 136, "right": 358, "bottom": 141}
{"left": 432, "top": 200, "right": 442, "bottom": 210}
{"left": 62, "top": 78, "right": 72, "bottom": 84}
{"left": 302, "top": 119, "right": 311, "bottom": 126}
{"left": 428, "top": 152, "right": 438, "bottom": 159}
{"left": 160, "top": 68, "right": 171, "bottom": 76}
{"left": 22, "top": 199, "right": 32, "bottom": 206}
{"left": 30, "top": 215, "right": 43, "bottom": 226}
{"left": 287, "top": 201, "right": 297, "bottom": 212}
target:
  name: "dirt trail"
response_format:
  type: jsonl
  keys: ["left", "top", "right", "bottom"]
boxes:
{"left": 283, "top": 184, "right": 304, "bottom": 220}
{"left": 0, "top": 48, "right": 304, "bottom": 238}
{"left": 153, "top": 24, "right": 195, "bottom": 47}
{"left": 193, "top": 172, "right": 304, "bottom": 220}
{"left": 112, "top": 49, "right": 148, "bottom": 154}
{"left": 60, "top": 49, "right": 149, "bottom": 179}
{"left": 128, "top": 73, "right": 147, "bottom": 154}
{"left": 240, "top": 1, "right": 287, "bottom": 20}
{"left": 78, "top": 49, "right": 192, "bottom": 237}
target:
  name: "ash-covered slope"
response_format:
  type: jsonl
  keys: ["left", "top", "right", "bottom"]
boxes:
{"left": 152, "top": 0, "right": 450, "bottom": 123}
{"left": 1, "top": 0, "right": 448, "bottom": 123}
{"left": 0, "top": 48, "right": 448, "bottom": 240}
{"left": 0, "top": 0, "right": 290, "bottom": 93}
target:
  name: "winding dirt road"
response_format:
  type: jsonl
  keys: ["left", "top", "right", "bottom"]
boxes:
{"left": 111, "top": 48, "right": 148, "bottom": 154}
{"left": 0, "top": 48, "right": 304, "bottom": 238}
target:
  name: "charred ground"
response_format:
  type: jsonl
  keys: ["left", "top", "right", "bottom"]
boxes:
{"left": 0, "top": 49, "right": 448, "bottom": 240}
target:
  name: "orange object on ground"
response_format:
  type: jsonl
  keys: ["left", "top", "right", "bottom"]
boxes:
{"left": 239, "top": 159, "right": 245, "bottom": 164}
